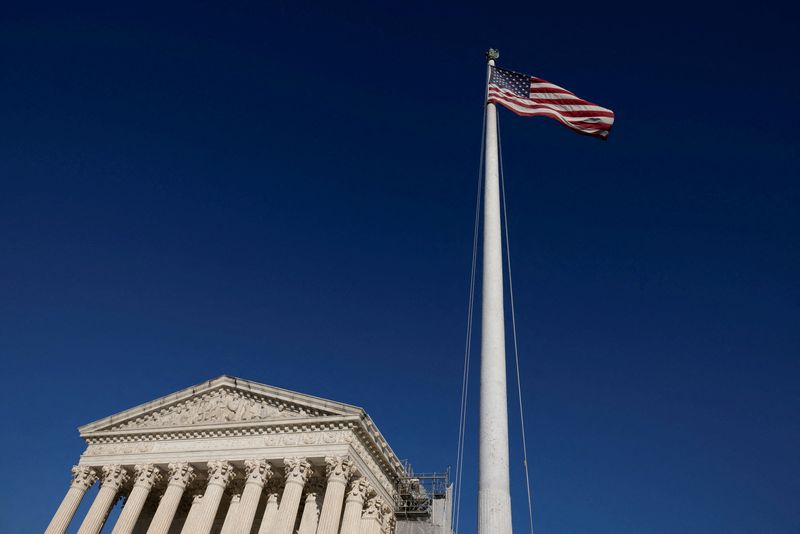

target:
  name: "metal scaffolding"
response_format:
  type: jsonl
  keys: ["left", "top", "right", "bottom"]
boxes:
{"left": 396, "top": 462, "right": 450, "bottom": 519}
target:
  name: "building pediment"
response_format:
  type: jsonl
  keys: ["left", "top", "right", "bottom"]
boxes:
{"left": 80, "top": 375, "right": 364, "bottom": 435}
{"left": 74, "top": 375, "right": 410, "bottom": 510}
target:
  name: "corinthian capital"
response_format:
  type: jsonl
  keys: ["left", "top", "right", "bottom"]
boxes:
{"left": 381, "top": 511, "right": 396, "bottom": 534}
{"left": 206, "top": 460, "right": 236, "bottom": 488}
{"left": 244, "top": 459, "right": 273, "bottom": 486}
{"left": 133, "top": 464, "right": 162, "bottom": 489}
{"left": 167, "top": 462, "right": 196, "bottom": 488}
{"left": 324, "top": 456, "right": 354, "bottom": 483}
{"left": 347, "top": 477, "right": 372, "bottom": 500}
{"left": 70, "top": 465, "right": 98, "bottom": 490}
{"left": 100, "top": 465, "right": 130, "bottom": 491}
{"left": 362, "top": 496, "right": 385, "bottom": 520}
{"left": 283, "top": 457, "right": 313, "bottom": 484}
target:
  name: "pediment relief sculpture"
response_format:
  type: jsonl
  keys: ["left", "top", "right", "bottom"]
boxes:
{"left": 108, "top": 388, "right": 319, "bottom": 430}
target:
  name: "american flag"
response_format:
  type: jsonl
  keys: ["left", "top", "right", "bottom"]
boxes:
{"left": 488, "top": 66, "right": 615, "bottom": 140}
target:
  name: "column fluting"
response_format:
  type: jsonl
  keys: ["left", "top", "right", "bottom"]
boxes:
{"left": 256, "top": 484, "right": 281, "bottom": 534}
{"left": 271, "top": 457, "right": 313, "bottom": 534}
{"left": 231, "top": 459, "right": 273, "bottom": 533}
{"left": 338, "top": 477, "right": 372, "bottom": 534}
{"left": 193, "top": 460, "right": 236, "bottom": 534}
{"left": 220, "top": 490, "right": 243, "bottom": 534}
{"left": 316, "top": 456, "right": 353, "bottom": 534}
{"left": 76, "top": 465, "right": 130, "bottom": 534}
{"left": 296, "top": 481, "right": 323, "bottom": 534}
{"left": 178, "top": 489, "right": 204, "bottom": 534}
{"left": 145, "top": 462, "right": 196, "bottom": 534}
{"left": 111, "top": 464, "right": 161, "bottom": 534}
{"left": 44, "top": 466, "right": 98, "bottom": 534}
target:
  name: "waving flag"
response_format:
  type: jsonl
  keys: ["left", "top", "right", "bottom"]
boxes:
{"left": 488, "top": 66, "right": 615, "bottom": 139}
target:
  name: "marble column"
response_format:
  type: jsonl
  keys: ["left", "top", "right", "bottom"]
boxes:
{"left": 130, "top": 494, "right": 159, "bottom": 534}
{"left": 316, "top": 456, "right": 353, "bottom": 534}
{"left": 359, "top": 497, "right": 385, "bottom": 534}
{"left": 230, "top": 459, "right": 273, "bottom": 533}
{"left": 178, "top": 490, "right": 204, "bottom": 534}
{"left": 272, "top": 457, "right": 313, "bottom": 534}
{"left": 77, "top": 465, "right": 130, "bottom": 534}
{"left": 111, "top": 465, "right": 162, "bottom": 534}
{"left": 339, "top": 478, "right": 371, "bottom": 534}
{"left": 193, "top": 460, "right": 236, "bottom": 534}
{"left": 146, "top": 462, "right": 195, "bottom": 534}
{"left": 296, "top": 481, "right": 324, "bottom": 534}
{"left": 45, "top": 466, "right": 98, "bottom": 534}
{"left": 220, "top": 491, "right": 243, "bottom": 534}
{"left": 256, "top": 483, "right": 281, "bottom": 534}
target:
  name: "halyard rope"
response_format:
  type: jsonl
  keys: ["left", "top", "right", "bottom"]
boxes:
{"left": 453, "top": 96, "right": 486, "bottom": 534}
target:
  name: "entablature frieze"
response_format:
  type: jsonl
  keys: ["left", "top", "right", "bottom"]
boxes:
{"left": 82, "top": 420, "right": 401, "bottom": 494}
{"left": 79, "top": 428, "right": 397, "bottom": 499}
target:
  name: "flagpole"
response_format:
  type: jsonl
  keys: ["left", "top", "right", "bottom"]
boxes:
{"left": 478, "top": 48, "right": 513, "bottom": 534}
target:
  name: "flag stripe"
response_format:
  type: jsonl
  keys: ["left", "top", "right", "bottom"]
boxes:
{"left": 489, "top": 98, "right": 613, "bottom": 129}
{"left": 529, "top": 83, "right": 575, "bottom": 94}
{"left": 528, "top": 94, "right": 592, "bottom": 104}
{"left": 488, "top": 88, "right": 614, "bottom": 120}
{"left": 488, "top": 95, "right": 612, "bottom": 137}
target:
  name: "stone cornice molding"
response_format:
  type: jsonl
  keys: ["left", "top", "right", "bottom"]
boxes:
{"left": 206, "top": 460, "right": 236, "bottom": 488}
{"left": 283, "top": 457, "right": 313, "bottom": 485}
{"left": 70, "top": 465, "right": 98, "bottom": 490}
{"left": 325, "top": 455, "right": 354, "bottom": 483}
{"left": 132, "top": 464, "right": 162, "bottom": 489}
{"left": 167, "top": 462, "right": 196, "bottom": 489}
{"left": 100, "top": 464, "right": 129, "bottom": 491}
{"left": 83, "top": 418, "right": 359, "bottom": 441}
{"left": 244, "top": 459, "right": 273, "bottom": 487}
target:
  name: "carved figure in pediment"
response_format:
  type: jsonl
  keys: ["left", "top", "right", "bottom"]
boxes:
{"left": 172, "top": 403, "right": 190, "bottom": 425}
{"left": 108, "top": 387, "right": 316, "bottom": 430}
{"left": 244, "top": 398, "right": 261, "bottom": 420}
{"left": 224, "top": 394, "right": 241, "bottom": 421}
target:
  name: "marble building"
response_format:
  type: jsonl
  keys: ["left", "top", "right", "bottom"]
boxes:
{"left": 45, "top": 375, "right": 450, "bottom": 534}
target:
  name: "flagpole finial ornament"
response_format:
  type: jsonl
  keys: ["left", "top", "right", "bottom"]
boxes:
{"left": 486, "top": 48, "right": 500, "bottom": 61}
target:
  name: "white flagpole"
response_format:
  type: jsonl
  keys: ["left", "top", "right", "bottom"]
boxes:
{"left": 478, "top": 48, "right": 513, "bottom": 534}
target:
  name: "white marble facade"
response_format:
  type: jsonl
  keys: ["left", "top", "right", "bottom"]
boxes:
{"left": 45, "top": 376, "right": 401, "bottom": 534}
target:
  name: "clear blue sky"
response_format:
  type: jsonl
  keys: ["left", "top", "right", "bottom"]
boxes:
{"left": 1, "top": 1, "right": 797, "bottom": 533}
